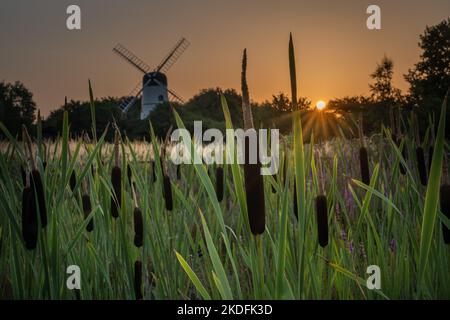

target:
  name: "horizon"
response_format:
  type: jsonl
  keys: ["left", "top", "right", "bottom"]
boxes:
{"left": 1, "top": 0, "right": 449, "bottom": 117}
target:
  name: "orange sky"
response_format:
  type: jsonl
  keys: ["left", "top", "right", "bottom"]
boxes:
{"left": 1, "top": 0, "right": 449, "bottom": 117}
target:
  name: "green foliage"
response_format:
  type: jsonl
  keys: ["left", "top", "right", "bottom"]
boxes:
{"left": 0, "top": 81, "right": 36, "bottom": 137}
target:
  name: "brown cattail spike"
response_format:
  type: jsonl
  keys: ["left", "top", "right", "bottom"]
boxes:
{"left": 133, "top": 207, "right": 143, "bottom": 247}
{"left": 134, "top": 260, "right": 143, "bottom": 300}
{"left": 70, "top": 170, "right": 77, "bottom": 192}
{"left": 111, "top": 128, "right": 122, "bottom": 218}
{"left": 215, "top": 166, "right": 224, "bottom": 202}
{"left": 315, "top": 194, "right": 328, "bottom": 248}
{"left": 241, "top": 49, "right": 265, "bottom": 235}
{"left": 358, "top": 114, "right": 370, "bottom": 185}
{"left": 22, "top": 186, "right": 38, "bottom": 250}
{"left": 82, "top": 195, "right": 93, "bottom": 232}
{"left": 416, "top": 147, "right": 428, "bottom": 186}
{"left": 163, "top": 175, "right": 173, "bottom": 211}
{"left": 440, "top": 184, "right": 450, "bottom": 244}
{"left": 30, "top": 170, "right": 47, "bottom": 228}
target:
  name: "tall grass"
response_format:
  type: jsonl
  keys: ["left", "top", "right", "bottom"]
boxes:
{"left": 0, "top": 38, "right": 449, "bottom": 300}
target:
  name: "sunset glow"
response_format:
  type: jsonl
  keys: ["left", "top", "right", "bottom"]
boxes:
{"left": 316, "top": 100, "right": 327, "bottom": 110}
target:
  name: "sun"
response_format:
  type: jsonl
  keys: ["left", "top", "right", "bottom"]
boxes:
{"left": 316, "top": 100, "right": 327, "bottom": 111}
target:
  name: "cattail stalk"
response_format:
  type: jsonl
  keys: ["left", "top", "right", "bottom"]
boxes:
{"left": 241, "top": 49, "right": 265, "bottom": 235}
{"left": 413, "top": 112, "right": 428, "bottom": 186}
{"left": 358, "top": 114, "right": 370, "bottom": 185}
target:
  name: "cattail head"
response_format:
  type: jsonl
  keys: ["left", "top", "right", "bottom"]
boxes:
{"left": 127, "top": 164, "right": 132, "bottom": 187}
{"left": 315, "top": 194, "right": 328, "bottom": 248}
{"left": 20, "top": 165, "right": 26, "bottom": 186}
{"left": 111, "top": 129, "right": 122, "bottom": 219}
{"left": 241, "top": 49, "right": 265, "bottom": 235}
{"left": 70, "top": 169, "right": 77, "bottom": 192}
{"left": 111, "top": 166, "right": 121, "bottom": 219}
{"left": 416, "top": 147, "right": 428, "bottom": 186}
{"left": 215, "top": 166, "right": 224, "bottom": 202}
{"left": 163, "top": 175, "right": 173, "bottom": 211}
{"left": 176, "top": 164, "right": 181, "bottom": 180}
{"left": 440, "top": 184, "right": 450, "bottom": 244}
{"left": 82, "top": 194, "right": 93, "bottom": 232}
{"left": 30, "top": 170, "right": 47, "bottom": 228}
{"left": 134, "top": 260, "right": 143, "bottom": 300}
{"left": 22, "top": 186, "right": 38, "bottom": 250}
{"left": 133, "top": 207, "right": 143, "bottom": 248}
{"left": 359, "top": 147, "right": 370, "bottom": 185}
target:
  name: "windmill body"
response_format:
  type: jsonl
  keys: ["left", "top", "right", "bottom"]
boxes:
{"left": 113, "top": 38, "right": 189, "bottom": 120}
{"left": 141, "top": 72, "right": 169, "bottom": 119}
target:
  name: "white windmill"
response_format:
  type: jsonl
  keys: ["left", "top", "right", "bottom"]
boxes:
{"left": 113, "top": 38, "right": 190, "bottom": 120}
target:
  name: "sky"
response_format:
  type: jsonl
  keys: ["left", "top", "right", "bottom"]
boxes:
{"left": 0, "top": 0, "right": 449, "bottom": 117}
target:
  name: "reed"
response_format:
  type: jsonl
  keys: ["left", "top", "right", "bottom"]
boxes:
{"left": 163, "top": 175, "right": 173, "bottom": 211}
{"left": 241, "top": 49, "right": 265, "bottom": 235}
{"left": 440, "top": 184, "right": 450, "bottom": 244}
{"left": 413, "top": 113, "right": 428, "bottom": 186}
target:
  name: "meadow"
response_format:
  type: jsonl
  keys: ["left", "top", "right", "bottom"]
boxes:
{"left": 0, "top": 40, "right": 449, "bottom": 300}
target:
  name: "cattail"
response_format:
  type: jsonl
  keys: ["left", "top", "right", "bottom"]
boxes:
{"left": 127, "top": 164, "right": 132, "bottom": 187}
{"left": 111, "top": 129, "right": 122, "bottom": 219}
{"left": 30, "top": 170, "right": 47, "bottom": 228}
{"left": 215, "top": 166, "right": 224, "bottom": 202}
{"left": 111, "top": 166, "right": 121, "bottom": 218}
{"left": 359, "top": 147, "right": 370, "bottom": 185}
{"left": 82, "top": 194, "right": 93, "bottom": 232}
{"left": 241, "top": 49, "right": 265, "bottom": 235}
{"left": 151, "top": 160, "right": 157, "bottom": 182}
{"left": 23, "top": 126, "right": 47, "bottom": 228}
{"left": 22, "top": 186, "right": 38, "bottom": 250}
{"left": 134, "top": 260, "right": 143, "bottom": 300}
{"left": 20, "top": 165, "right": 26, "bottom": 186}
{"left": 413, "top": 112, "right": 427, "bottom": 186}
{"left": 416, "top": 147, "right": 428, "bottom": 186}
{"left": 70, "top": 170, "right": 77, "bottom": 192}
{"left": 440, "top": 184, "right": 450, "bottom": 244}
{"left": 133, "top": 207, "right": 143, "bottom": 247}
{"left": 315, "top": 194, "right": 328, "bottom": 248}
{"left": 175, "top": 164, "right": 181, "bottom": 180}
{"left": 358, "top": 114, "right": 370, "bottom": 185}
{"left": 163, "top": 175, "right": 173, "bottom": 211}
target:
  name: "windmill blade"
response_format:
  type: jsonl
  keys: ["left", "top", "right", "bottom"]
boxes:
{"left": 113, "top": 43, "right": 152, "bottom": 74}
{"left": 155, "top": 38, "right": 190, "bottom": 74}
{"left": 119, "top": 81, "right": 144, "bottom": 113}
{"left": 167, "top": 88, "right": 185, "bottom": 105}
{"left": 153, "top": 78, "right": 185, "bottom": 104}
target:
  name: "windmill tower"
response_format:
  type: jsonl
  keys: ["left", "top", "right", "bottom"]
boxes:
{"left": 113, "top": 38, "right": 189, "bottom": 120}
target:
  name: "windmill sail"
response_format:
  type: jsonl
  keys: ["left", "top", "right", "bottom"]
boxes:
{"left": 155, "top": 38, "right": 190, "bottom": 74}
{"left": 113, "top": 44, "right": 151, "bottom": 74}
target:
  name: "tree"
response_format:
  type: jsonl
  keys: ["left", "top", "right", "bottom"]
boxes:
{"left": 271, "top": 92, "right": 311, "bottom": 111}
{"left": 405, "top": 19, "right": 450, "bottom": 105}
{"left": 369, "top": 56, "right": 402, "bottom": 103}
{"left": 0, "top": 81, "right": 36, "bottom": 136}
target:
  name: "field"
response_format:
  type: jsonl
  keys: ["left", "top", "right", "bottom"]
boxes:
{"left": 0, "top": 90, "right": 449, "bottom": 300}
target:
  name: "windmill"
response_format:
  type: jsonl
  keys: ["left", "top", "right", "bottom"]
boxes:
{"left": 113, "top": 38, "right": 190, "bottom": 120}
